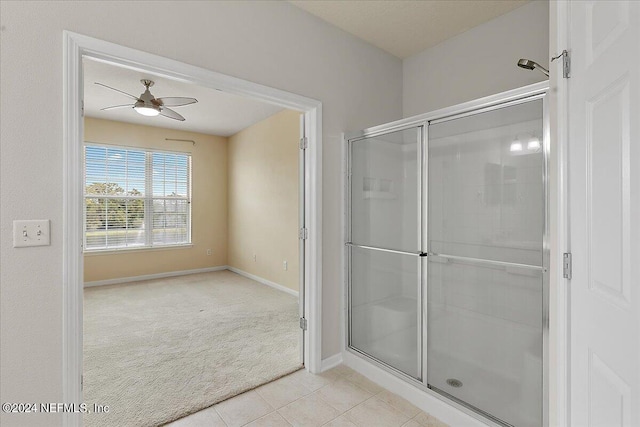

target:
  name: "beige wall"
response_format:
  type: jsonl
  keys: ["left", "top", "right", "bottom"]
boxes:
{"left": 83, "top": 118, "right": 228, "bottom": 282}
{"left": 228, "top": 110, "right": 300, "bottom": 292}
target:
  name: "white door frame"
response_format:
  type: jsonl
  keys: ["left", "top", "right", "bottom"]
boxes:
{"left": 549, "top": 1, "right": 570, "bottom": 425}
{"left": 62, "top": 31, "right": 323, "bottom": 426}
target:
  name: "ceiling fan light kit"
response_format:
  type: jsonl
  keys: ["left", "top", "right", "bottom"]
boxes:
{"left": 96, "top": 79, "right": 197, "bottom": 121}
{"left": 133, "top": 79, "right": 161, "bottom": 116}
{"left": 134, "top": 105, "right": 160, "bottom": 116}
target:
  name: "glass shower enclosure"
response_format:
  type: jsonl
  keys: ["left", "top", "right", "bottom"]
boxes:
{"left": 346, "top": 85, "right": 548, "bottom": 427}
{"left": 347, "top": 127, "right": 423, "bottom": 380}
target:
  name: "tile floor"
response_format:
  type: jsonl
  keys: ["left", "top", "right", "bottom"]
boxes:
{"left": 166, "top": 365, "right": 449, "bottom": 427}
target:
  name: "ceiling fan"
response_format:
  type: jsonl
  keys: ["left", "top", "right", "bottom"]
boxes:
{"left": 95, "top": 79, "right": 198, "bottom": 121}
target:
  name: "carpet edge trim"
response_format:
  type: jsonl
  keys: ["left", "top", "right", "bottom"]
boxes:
{"left": 161, "top": 365, "right": 304, "bottom": 426}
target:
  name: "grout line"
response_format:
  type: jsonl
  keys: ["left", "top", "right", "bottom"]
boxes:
{"left": 288, "top": 370, "right": 324, "bottom": 392}
{"left": 279, "top": 374, "right": 329, "bottom": 406}
{"left": 340, "top": 394, "right": 379, "bottom": 418}
{"left": 319, "top": 413, "right": 346, "bottom": 427}
{"left": 410, "top": 411, "right": 428, "bottom": 427}
{"left": 274, "top": 382, "right": 328, "bottom": 414}
{"left": 275, "top": 407, "right": 297, "bottom": 426}
{"left": 234, "top": 368, "right": 427, "bottom": 427}
{"left": 211, "top": 367, "right": 436, "bottom": 427}
{"left": 340, "top": 375, "right": 377, "bottom": 397}
{"left": 219, "top": 368, "right": 428, "bottom": 427}
{"left": 313, "top": 387, "right": 347, "bottom": 415}
{"left": 239, "top": 409, "right": 288, "bottom": 427}
{"left": 253, "top": 387, "right": 266, "bottom": 402}
{"left": 328, "top": 379, "right": 376, "bottom": 412}
{"left": 212, "top": 405, "right": 229, "bottom": 427}
{"left": 341, "top": 407, "right": 359, "bottom": 426}
{"left": 277, "top": 410, "right": 294, "bottom": 427}
{"left": 340, "top": 372, "right": 383, "bottom": 396}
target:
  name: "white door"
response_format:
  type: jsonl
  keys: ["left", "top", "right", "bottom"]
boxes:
{"left": 568, "top": 1, "right": 640, "bottom": 425}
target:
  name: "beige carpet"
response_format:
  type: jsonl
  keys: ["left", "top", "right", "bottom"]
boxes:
{"left": 83, "top": 270, "right": 301, "bottom": 427}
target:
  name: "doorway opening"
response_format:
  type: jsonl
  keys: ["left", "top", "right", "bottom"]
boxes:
{"left": 63, "top": 31, "right": 322, "bottom": 427}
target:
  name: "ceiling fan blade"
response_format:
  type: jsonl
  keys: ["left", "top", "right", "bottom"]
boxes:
{"left": 160, "top": 106, "right": 185, "bottom": 121}
{"left": 100, "top": 104, "right": 135, "bottom": 111}
{"left": 95, "top": 82, "right": 140, "bottom": 101}
{"left": 157, "top": 97, "right": 198, "bottom": 107}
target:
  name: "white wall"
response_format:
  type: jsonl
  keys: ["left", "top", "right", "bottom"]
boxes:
{"left": 0, "top": 2, "right": 402, "bottom": 425}
{"left": 403, "top": 0, "right": 549, "bottom": 117}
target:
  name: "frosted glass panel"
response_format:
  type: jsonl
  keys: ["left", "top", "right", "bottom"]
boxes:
{"left": 350, "top": 128, "right": 420, "bottom": 252}
{"left": 427, "top": 257, "right": 543, "bottom": 427}
{"left": 428, "top": 100, "right": 544, "bottom": 266}
{"left": 350, "top": 246, "right": 421, "bottom": 379}
{"left": 427, "top": 99, "right": 544, "bottom": 427}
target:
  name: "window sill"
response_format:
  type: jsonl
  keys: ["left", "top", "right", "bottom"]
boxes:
{"left": 83, "top": 243, "right": 194, "bottom": 256}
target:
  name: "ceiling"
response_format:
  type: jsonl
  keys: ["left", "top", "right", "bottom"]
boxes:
{"left": 84, "top": 1, "right": 530, "bottom": 133}
{"left": 83, "top": 59, "right": 284, "bottom": 137}
{"left": 289, "top": 0, "right": 530, "bottom": 59}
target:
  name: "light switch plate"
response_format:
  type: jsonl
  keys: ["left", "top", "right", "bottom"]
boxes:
{"left": 13, "top": 220, "right": 51, "bottom": 247}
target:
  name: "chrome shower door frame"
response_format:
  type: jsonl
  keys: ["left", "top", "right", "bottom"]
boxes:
{"left": 345, "top": 122, "right": 426, "bottom": 382}
{"left": 344, "top": 81, "right": 550, "bottom": 427}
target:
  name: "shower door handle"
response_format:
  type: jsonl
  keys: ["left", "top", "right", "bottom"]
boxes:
{"left": 427, "top": 252, "right": 545, "bottom": 271}
{"left": 345, "top": 242, "right": 424, "bottom": 257}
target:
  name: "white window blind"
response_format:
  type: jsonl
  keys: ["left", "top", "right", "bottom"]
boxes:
{"left": 84, "top": 144, "right": 191, "bottom": 251}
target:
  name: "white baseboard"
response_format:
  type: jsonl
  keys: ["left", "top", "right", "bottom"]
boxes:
{"left": 83, "top": 265, "right": 229, "bottom": 288}
{"left": 84, "top": 265, "right": 299, "bottom": 299}
{"left": 342, "top": 351, "right": 488, "bottom": 427}
{"left": 320, "top": 353, "right": 343, "bottom": 372}
{"left": 227, "top": 266, "right": 299, "bottom": 297}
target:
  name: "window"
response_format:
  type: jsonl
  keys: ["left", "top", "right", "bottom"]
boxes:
{"left": 84, "top": 144, "right": 191, "bottom": 251}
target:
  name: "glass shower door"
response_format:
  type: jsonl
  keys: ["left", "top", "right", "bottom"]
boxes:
{"left": 348, "top": 126, "right": 423, "bottom": 380}
{"left": 427, "top": 99, "right": 545, "bottom": 427}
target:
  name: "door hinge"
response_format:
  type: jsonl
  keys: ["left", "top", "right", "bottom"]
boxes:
{"left": 299, "top": 317, "right": 308, "bottom": 330}
{"left": 299, "top": 227, "right": 308, "bottom": 240}
{"left": 81, "top": 374, "right": 84, "bottom": 390}
{"left": 300, "top": 137, "right": 308, "bottom": 150}
{"left": 552, "top": 50, "right": 570, "bottom": 79}
{"left": 563, "top": 252, "right": 572, "bottom": 279}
